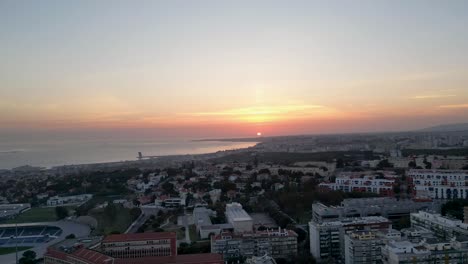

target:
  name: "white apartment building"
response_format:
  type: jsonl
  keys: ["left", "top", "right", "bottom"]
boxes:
{"left": 319, "top": 174, "right": 395, "bottom": 196}
{"left": 155, "top": 197, "right": 185, "bottom": 207}
{"left": 408, "top": 170, "right": 468, "bottom": 199}
{"left": 211, "top": 228, "right": 297, "bottom": 259}
{"left": 46, "top": 194, "right": 93, "bottom": 206}
{"left": 382, "top": 239, "right": 468, "bottom": 264}
{"left": 309, "top": 216, "right": 392, "bottom": 261}
{"left": 411, "top": 211, "right": 468, "bottom": 239}
{"left": 344, "top": 231, "right": 384, "bottom": 264}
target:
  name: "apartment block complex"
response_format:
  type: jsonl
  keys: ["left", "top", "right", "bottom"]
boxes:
{"left": 312, "top": 197, "right": 433, "bottom": 223}
{"left": 319, "top": 174, "right": 395, "bottom": 196}
{"left": 309, "top": 216, "right": 392, "bottom": 261}
{"left": 211, "top": 228, "right": 297, "bottom": 259}
{"left": 381, "top": 239, "right": 468, "bottom": 264}
{"left": 410, "top": 211, "right": 468, "bottom": 239}
{"left": 344, "top": 231, "right": 384, "bottom": 264}
{"left": 408, "top": 170, "right": 468, "bottom": 199}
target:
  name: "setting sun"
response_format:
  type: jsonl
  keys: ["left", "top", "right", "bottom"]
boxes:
{"left": 257, "top": 132, "right": 262, "bottom": 136}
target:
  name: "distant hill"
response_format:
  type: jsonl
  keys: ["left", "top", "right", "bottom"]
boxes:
{"left": 420, "top": 123, "right": 468, "bottom": 132}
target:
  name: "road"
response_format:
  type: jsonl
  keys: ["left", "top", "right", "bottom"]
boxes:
{"left": 125, "top": 206, "right": 161, "bottom": 233}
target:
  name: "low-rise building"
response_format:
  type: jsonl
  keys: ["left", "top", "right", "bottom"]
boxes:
{"left": 226, "top": 202, "right": 253, "bottom": 233}
{"left": 47, "top": 194, "right": 93, "bottom": 207}
{"left": 101, "top": 232, "right": 177, "bottom": 258}
{"left": 312, "top": 197, "right": 434, "bottom": 223}
{"left": 381, "top": 239, "right": 468, "bottom": 264}
{"left": 0, "top": 203, "right": 31, "bottom": 220}
{"left": 44, "top": 236, "right": 224, "bottom": 264}
{"left": 211, "top": 228, "right": 297, "bottom": 259}
{"left": 199, "top": 224, "right": 233, "bottom": 240}
{"left": 155, "top": 197, "right": 185, "bottom": 207}
{"left": 411, "top": 211, "right": 468, "bottom": 239}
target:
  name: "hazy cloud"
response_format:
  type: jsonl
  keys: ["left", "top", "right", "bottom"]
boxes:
{"left": 439, "top": 104, "right": 468, "bottom": 109}
{"left": 410, "top": 94, "right": 456, "bottom": 100}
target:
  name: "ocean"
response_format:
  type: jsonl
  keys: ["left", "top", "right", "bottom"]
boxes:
{"left": 0, "top": 139, "right": 257, "bottom": 169}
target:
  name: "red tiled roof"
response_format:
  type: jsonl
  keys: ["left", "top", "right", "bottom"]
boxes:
{"left": 115, "top": 254, "right": 224, "bottom": 264}
{"left": 45, "top": 248, "right": 112, "bottom": 264}
{"left": 102, "top": 232, "right": 176, "bottom": 243}
{"left": 71, "top": 248, "right": 113, "bottom": 264}
{"left": 46, "top": 248, "right": 223, "bottom": 264}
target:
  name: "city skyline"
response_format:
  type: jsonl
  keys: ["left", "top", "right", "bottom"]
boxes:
{"left": 2, "top": 0, "right": 468, "bottom": 139}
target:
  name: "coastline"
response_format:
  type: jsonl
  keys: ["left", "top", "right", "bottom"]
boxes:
{"left": 0, "top": 140, "right": 259, "bottom": 171}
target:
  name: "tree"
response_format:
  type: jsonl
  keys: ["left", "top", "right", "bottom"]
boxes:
{"left": 129, "top": 208, "right": 142, "bottom": 220}
{"left": 19, "top": 250, "right": 37, "bottom": 264}
{"left": 442, "top": 199, "right": 468, "bottom": 220}
{"left": 55, "top": 206, "right": 69, "bottom": 220}
{"left": 258, "top": 168, "right": 271, "bottom": 175}
{"left": 133, "top": 198, "right": 141, "bottom": 207}
{"left": 377, "top": 159, "right": 393, "bottom": 169}
{"left": 336, "top": 158, "right": 344, "bottom": 168}
{"left": 22, "top": 250, "right": 36, "bottom": 260}
{"left": 162, "top": 182, "right": 176, "bottom": 195}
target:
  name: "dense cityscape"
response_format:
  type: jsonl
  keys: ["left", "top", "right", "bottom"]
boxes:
{"left": 1, "top": 129, "right": 468, "bottom": 263}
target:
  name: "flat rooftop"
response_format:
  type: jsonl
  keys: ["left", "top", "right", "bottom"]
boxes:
{"left": 102, "top": 232, "right": 176, "bottom": 243}
{"left": 312, "top": 216, "right": 391, "bottom": 227}
{"left": 226, "top": 203, "right": 252, "bottom": 222}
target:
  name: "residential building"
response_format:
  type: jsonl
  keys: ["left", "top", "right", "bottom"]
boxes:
{"left": 410, "top": 211, "right": 468, "bottom": 239}
{"left": 319, "top": 174, "right": 395, "bottom": 196}
{"left": 199, "top": 223, "right": 233, "bottom": 240}
{"left": 211, "top": 228, "right": 297, "bottom": 259}
{"left": 381, "top": 239, "right": 468, "bottom": 264}
{"left": 344, "top": 231, "right": 384, "bottom": 264}
{"left": 100, "top": 232, "right": 177, "bottom": 258}
{"left": 309, "top": 216, "right": 392, "bottom": 261}
{"left": 408, "top": 169, "right": 468, "bottom": 199}
{"left": 312, "top": 197, "right": 435, "bottom": 223}
{"left": 47, "top": 194, "right": 93, "bottom": 206}
{"left": 155, "top": 197, "right": 185, "bottom": 207}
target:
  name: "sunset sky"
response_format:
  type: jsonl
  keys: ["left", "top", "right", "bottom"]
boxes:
{"left": 1, "top": 0, "right": 468, "bottom": 139}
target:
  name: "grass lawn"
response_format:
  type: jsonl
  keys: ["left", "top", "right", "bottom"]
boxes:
{"left": 296, "top": 210, "right": 312, "bottom": 225}
{"left": 90, "top": 207, "right": 134, "bottom": 235}
{"left": 163, "top": 227, "right": 185, "bottom": 240}
{"left": 2, "top": 206, "right": 77, "bottom": 224}
{"left": 0, "top": 246, "right": 32, "bottom": 255}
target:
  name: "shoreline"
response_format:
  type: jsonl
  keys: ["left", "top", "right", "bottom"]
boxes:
{"left": 1, "top": 140, "right": 260, "bottom": 171}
